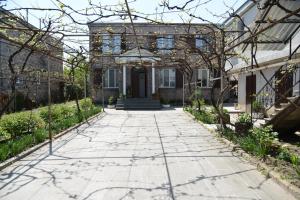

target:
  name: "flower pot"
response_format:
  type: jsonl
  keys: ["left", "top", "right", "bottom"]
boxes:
{"left": 107, "top": 104, "right": 115, "bottom": 109}
{"left": 219, "top": 113, "right": 230, "bottom": 124}
{"left": 235, "top": 122, "right": 252, "bottom": 135}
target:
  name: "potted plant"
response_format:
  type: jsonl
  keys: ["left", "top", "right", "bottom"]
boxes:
{"left": 161, "top": 98, "right": 171, "bottom": 108}
{"left": 107, "top": 96, "right": 115, "bottom": 108}
{"left": 235, "top": 113, "right": 252, "bottom": 135}
{"left": 252, "top": 100, "right": 265, "bottom": 119}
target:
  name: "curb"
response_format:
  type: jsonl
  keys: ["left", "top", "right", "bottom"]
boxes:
{"left": 184, "top": 110, "right": 300, "bottom": 199}
{"left": 0, "top": 111, "right": 106, "bottom": 171}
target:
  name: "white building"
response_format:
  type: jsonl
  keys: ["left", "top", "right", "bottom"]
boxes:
{"left": 224, "top": 0, "right": 300, "bottom": 115}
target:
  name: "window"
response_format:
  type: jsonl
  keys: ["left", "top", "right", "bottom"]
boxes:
{"left": 102, "top": 34, "right": 121, "bottom": 54}
{"left": 157, "top": 35, "right": 174, "bottom": 52}
{"left": 197, "top": 69, "right": 210, "bottom": 88}
{"left": 112, "top": 35, "right": 121, "bottom": 54}
{"left": 237, "top": 18, "right": 245, "bottom": 37}
{"left": 159, "top": 68, "right": 175, "bottom": 88}
{"left": 104, "top": 69, "right": 118, "bottom": 88}
{"left": 195, "top": 35, "right": 211, "bottom": 52}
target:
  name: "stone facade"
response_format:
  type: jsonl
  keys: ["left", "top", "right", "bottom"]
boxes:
{"left": 0, "top": 9, "right": 64, "bottom": 110}
{"left": 88, "top": 23, "right": 220, "bottom": 104}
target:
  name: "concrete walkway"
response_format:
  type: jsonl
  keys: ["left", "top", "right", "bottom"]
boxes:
{"left": 0, "top": 108, "right": 296, "bottom": 200}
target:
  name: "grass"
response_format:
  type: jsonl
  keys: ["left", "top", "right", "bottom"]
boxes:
{"left": 0, "top": 99, "right": 102, "bottom": 162}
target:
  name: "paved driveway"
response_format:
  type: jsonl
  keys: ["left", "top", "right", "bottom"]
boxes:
{"left": 0, "top": 108, "right": 296, "bottom": 200}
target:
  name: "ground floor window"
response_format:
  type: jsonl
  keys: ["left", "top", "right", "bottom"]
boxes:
{"left": 159, "top": 68, "right": 175, "bottom": 88}
{"left": 197, "top": 69, "right": 210, "bottom": 88}
{"left": 104, "top": 68, "right": 118, "bottom": 88}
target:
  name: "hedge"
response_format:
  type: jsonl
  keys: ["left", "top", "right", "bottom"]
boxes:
{"left": 0, "top": 98, "right": 102, "bottom": 162}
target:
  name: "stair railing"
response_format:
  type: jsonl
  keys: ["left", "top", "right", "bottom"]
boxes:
{"left": 254, "top": 64, "right": 299, "bottom": 120}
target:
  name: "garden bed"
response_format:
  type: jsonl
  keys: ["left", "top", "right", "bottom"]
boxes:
{"left": 0, "top": 98, "right": 102, "bottom": 162}
{"left": 185, "top": 106, "right": 300, "bottom": 193}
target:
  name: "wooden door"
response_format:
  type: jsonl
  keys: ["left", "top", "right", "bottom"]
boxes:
{"left": 131, "top": 68, "right": 147, "bottom": 98}
{"left": 131, "top": 68, "right": 139, "bottom": 98}
{"left": 246, "top": 75, "right": 256, "bottom": 106}
{"left": 139, "top": 73, "right": 146, "bottom": 98}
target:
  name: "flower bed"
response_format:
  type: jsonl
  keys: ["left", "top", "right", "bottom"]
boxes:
{"left": 185, "top": 106, "right": 300, "bottom": 188}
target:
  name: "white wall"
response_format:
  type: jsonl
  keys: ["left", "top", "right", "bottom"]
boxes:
{"left": 238, "top": 67, "right": 279, "bottom": 111}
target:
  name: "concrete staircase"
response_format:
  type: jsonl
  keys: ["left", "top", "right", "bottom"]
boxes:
{"left": 116, "top": 98, "right": 161, "bottom": 110}
{"left": 264, "top": 96, "right": 300, "bottom": 133}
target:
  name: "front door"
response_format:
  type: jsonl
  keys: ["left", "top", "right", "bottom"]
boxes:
{"left": 139, "top": 73, "right": 146, "bottom": 98}
{"left": 131, "top": 68, "right": 147, "bottom": 98}
{"left": 246, "top": 75, "right": 256, "bottom": 112}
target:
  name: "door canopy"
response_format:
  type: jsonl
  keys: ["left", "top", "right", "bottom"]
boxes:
{"left": 115, "top": 47, "right": 161, "bottom": 65}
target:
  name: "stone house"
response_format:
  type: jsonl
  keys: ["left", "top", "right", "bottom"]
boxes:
{"left": 0, "top": 8, "right": 64, "bottom": 111}
{"left": 88, "top": 22, "right": 220, "bottom": 105}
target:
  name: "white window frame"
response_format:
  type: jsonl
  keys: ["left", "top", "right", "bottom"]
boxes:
{"left": 102, "top": 34, "right": 121, "bottom": 54}
{"left": 197, "top": 69, "right": 210, "bottom": 88}
{"left": 159, "top": 68, "right": 176, "bottom": 88}
{"left": 104, "top": 68, "right": 118, "bottom": 88}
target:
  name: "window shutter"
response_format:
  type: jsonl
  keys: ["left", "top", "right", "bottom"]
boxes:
{"left": 93, "top": 68, "right": 102, "bottom": 85}
{"left": 92, "top": 33, "right": 102, "bottom": 54}
{"left": 176, "top": 69, "right": 183, "bottom": 88}
{"left": 186, "top": 35, "right": 195, "bottom": 53}
{"left": 121, "top": 32, "right": 126, "bottom": 52}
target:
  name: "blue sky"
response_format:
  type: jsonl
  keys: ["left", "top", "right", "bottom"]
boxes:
{"left": 3, "top": 0, "right": 247, "bottom": 51}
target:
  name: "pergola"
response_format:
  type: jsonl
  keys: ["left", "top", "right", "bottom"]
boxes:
{"left": 114, "top": 47, "right": 161, "bottom": 96}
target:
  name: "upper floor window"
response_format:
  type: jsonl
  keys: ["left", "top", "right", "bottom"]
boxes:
{"left": 159, "top": 68, "right": 175, "bottom": 88}
{"left": 197, "top": 69, "right": 210, "bottom": 88}
{"left": 195, "top": 35, "right": 212, "bottom": 53}
{"left": 104, "top": 68, "right": 118, "bottom": 88}
{"left": 157, "top": 35, "right": 174, "bottom": 51}
{"left": 102, "top": 34, "right": 121, "bottom": 54}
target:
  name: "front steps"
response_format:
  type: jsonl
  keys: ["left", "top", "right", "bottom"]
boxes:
{"left": 116, "top": 98, "right": 161, "bottom": 110}
{"left": 264, "top": 96, "right": 300, "bottom": 133}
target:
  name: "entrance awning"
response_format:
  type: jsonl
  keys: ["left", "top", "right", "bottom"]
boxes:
{"left": 115, "top": 47, "right": 161, "bottom": 65}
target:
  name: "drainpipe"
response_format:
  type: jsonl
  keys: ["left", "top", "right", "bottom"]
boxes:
{"left": 183, "top": 73, "right": 185, "bottom": 107}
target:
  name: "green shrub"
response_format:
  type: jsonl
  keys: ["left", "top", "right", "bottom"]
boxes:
{"left": 39, "top": 104, "right": 75, "bottom": 122}
{"left": 9, "top": 135, "right": 34, "bottom": 156}
{"left": 291, "top": 154, "right": 299, "bottom": 166}
{"left": 239, "top": 135, "right": 258, "bottom": 153}
{"left": 0, "top": 112, "right": 45, "bottom": 139}
{"left": 0, "top": 100, "right": 102, "bottom": 163}
{"left": 0, "top": 144, "right": 10, "bottom": 162}
{"left": 0, "top": 126, "right": 10, "bottom": 140}
{"left": 250, "top": 125, "right": 278, "bottom": 157}
{"left": 222, "top": 128, "right": 238, "bottom": 142}
{"left": 278, "top": 147, "right": 291, "bottom": 162}
{"left": 194, "top": 110, "right": 217, "bottom": 124}
{"left": 237, "top": 113, "right": 251, "bottom": 123}
{"left": 34, "top": 129, "right": 48, "bottom": 143}
{"left": 108, "top": 96, "right": 115, "bottom": 105}
{"left": 80, "top": 98, "right": 93, "bottom": 111}
{"left": 252, "top": 100, "right": 264, "bottom": 113}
